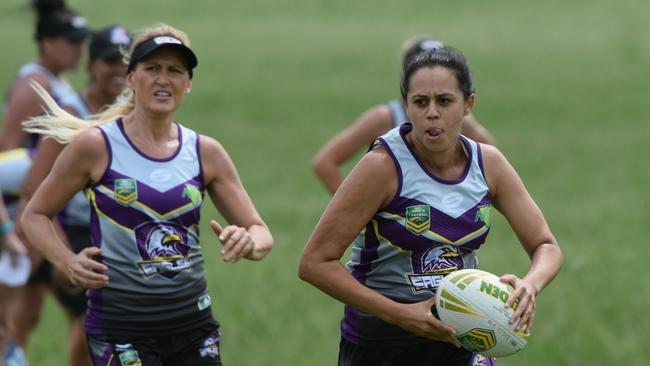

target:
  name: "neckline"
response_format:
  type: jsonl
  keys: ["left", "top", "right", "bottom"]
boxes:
{"left": 399, "top": 123, "right": 472, "bottom": 185}
{"left": 116, "top": 118, "right": 183, "bottom": 162}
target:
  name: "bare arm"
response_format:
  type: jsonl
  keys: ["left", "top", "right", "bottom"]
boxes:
{"left": 20, "top": 128, "right": 109, "bottom": 288}
{"left": 460, "top": 113, "right": 496, "bottom": 145}
{"left": 21, "top": 137, "right": 65, "bottom": 199}
{"left": 312, "top": 105, "right": 394, "bottom": 194}
{"left": 201, "top": 135, "right": 273, "bottom": 262}
{"left": 300, "top": 147, "right": 460, "bottom": 346}
{"left": 482, "top": 145, "right": 563, "bottom": 331}
{"left": 0, "top": 74, "right": 50, "bottom": 151}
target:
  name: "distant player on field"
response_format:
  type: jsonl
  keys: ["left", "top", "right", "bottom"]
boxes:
{"left": 8, "top": 24, "right": 132, "bottom": 366}
{"left": 312, "top": 37, "right": 495, "bottom": 194}
{"left": 21, "top": 23, "right": 273, "bottom": 366}
{"left": 299, "top": 47, "right": 562, "bottom": 366}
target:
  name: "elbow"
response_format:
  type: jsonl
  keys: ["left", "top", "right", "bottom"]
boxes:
{"left": 298, "top": 255, "right": 315, "bottom": 284}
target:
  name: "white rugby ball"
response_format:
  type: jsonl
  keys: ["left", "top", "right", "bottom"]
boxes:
{"left": 435, "top": 269, "right": 529, "bottom": 357}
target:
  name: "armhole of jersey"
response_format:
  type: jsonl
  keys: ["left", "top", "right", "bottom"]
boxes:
{"left": 195, "top": 132, "right": 205, "bottom": 189}
{"left": 475, "top": 141, "right": 488, "bottom": 183}
{"left": 376, "top": 136, "right": 403, "bottom": 209}
{"left": 93, "top": 125, "right": 113, "bottom": 186}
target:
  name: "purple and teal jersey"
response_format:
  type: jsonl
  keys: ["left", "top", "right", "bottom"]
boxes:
{"left": 86, "top": 119, "right": 212, "bottom": 336}
{"left": 342, "top": 123, "right": 492, "bottom": 346}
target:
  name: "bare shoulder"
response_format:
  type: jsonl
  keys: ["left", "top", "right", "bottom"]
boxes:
{"left": 198, "top": 134, "right": 229, "bottom": 163}
{"left": 360, "top": 104, "right": 393, "bottom": 128}
{"left": 68, "top": 127, "right": 107, "bottom": 156}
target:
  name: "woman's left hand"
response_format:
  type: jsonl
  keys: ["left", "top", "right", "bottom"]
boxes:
{"left": 500, "top": 274, "right": 537, "bottom": 334}
{"left": 210, "top": 220, "right": 254, "bottom": 263}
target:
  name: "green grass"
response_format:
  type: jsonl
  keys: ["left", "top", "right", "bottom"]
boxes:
{"left": 1, "top": 0, "right": 648, "bottom": 365}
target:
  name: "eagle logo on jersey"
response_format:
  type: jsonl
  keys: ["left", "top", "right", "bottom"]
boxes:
{"left": 407, "top": 245, "right": 465, "bottom": 294}
{"left": 134, "top": 221, "right": 191, "bottom": 278}
{"left": 405, "top": 205, "right": 430, "bottom": 234}
{"left": 114, "top": 178, "right": 138, "bottom": 205}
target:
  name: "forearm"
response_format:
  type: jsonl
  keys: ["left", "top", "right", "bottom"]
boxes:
{"left": 245, "top": 224, "right": 274, "bottom": 261}
{"left": 313, "top": 155, "right": 343, "bottom": 194}
{"left": 523, "top": 243, "right": 563, "bottom": 295}
{"left": 299, "top": 258, "right": 401, "bottom": 325}
{"left": 20, "top": 211, "right": 75, "bottom": 270}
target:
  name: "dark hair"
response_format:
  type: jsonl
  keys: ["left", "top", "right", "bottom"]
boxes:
{"left": 400, "top": 47, "right": 475, "bottom": 102}
{"left": 33, "top": 0, "right": 88, "bottom": 41}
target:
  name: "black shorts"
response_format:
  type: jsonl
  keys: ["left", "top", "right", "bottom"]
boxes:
{"left": 87, "top": 322, "right": 222, "bottom": 366}
{"left": 27, "top": 225, "right": 93, "bottom": 317}
{"left": 338, "top": 337, "right": 496, "bottom": 366}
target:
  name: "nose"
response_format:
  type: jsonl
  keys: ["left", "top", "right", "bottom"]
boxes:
{"left": 425, "top": 103, "right": 439, "bottom": 120}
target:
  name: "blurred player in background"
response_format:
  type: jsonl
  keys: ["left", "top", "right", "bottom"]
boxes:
{"left": 300, "top": 47, "right": 562, "bottom": 366}
{"left": 0, "top": 195, "right": 27, "bottom": 366}
{"left": 8, "top": 25, "right": 132, "bottom": 366}
{"left": 21, "top": 23, "right": 273, "bottom": 366}
{"left": 313, "top": 37, "right": 495, "bottom": 194}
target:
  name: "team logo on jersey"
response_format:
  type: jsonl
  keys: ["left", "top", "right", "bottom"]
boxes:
{"left": 407, "top": 245, "right": 465, "bottom": 293}
{"left": 405, "top": 205, "right": 430, "bottom": 234}
{"left": 198, "top": 293, "right": 212, "bottom": 311}
{"left": 134, "top": 221, "right": 191, "bottom": 278}
{"left": 114, "top": 178, "right": 138, "bottom": 205}
{"left": 474, "top": 204, "right": 492, "bottom": 227}
{"left": 182, "top": 184, "right": 203, "bottom": 206}
{"left": 115, "top": 344, "right": 141, "bottom": 366}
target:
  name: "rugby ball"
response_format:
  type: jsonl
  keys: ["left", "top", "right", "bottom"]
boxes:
{"left": 435, "top": 269, "right": 529, "bottom": 357}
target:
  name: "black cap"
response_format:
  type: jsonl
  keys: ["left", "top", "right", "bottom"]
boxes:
{"left": 35, "top": 8, "right": 89, "bottom": 42}
{"left": 127, "top": 36, "right": 198, "bottom": 78}
{"left": 89, "top": 25, "right": 131, "bottom": 60}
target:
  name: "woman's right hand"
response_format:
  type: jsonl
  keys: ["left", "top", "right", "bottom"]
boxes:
{"left": 62, "top": 247, "right": 109, "bottom": 289}
{"left": 393, "top": 297, "right": 462, "bottom": 347}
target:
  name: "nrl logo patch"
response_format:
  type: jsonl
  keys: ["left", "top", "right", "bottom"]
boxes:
{"left": 405, "top": 205, "right": 430, "bottom": 235}
{"left": 114, "top": 178, "right": 138, "bottom": 205}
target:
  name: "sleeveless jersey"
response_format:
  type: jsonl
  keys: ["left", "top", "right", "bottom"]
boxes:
{"left": 17, "top": 63, "right": 90, "bottom": 118}
{"left": 342, "top": 123, "right": 492, "bottom": 346}
{"left": 1, "top": 64, "right": 89, "bottom": 222}
{"left": 386, "top": 99, "right": 409, "bottom": 128}
{"left": 85, "top": 119, "right": 213, "bottom": 336}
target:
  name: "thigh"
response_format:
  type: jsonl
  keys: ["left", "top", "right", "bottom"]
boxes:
{"left": 87, "top": 334, "right": 162, "bottom": 366}
{"left": 163, "top": 322, "right": 222, "bottom": 366}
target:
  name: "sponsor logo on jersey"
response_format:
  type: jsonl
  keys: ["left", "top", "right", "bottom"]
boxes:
{"left": 114, "top": 178, "right": 138, "bottom": 205}
{"left": 442, "top": 192, "right": 464, "bottom": 209}
{"left": 199, "top": 336, "right": 220, "bottom": 358}
{"left": 474, "top": 204, "right": 492, "bottom": 227}
{"left": 182, "top": 184, "right": 202, "bottom": 206}
{"left": 149, "top": 169, "right": 172, "bottom": 183}
{"left": 405, "top": 205, "right": 430, "bottom": 234}
{"left": 134, "top": 221, "right": 191, "bottom": 278}
{"left": 115, "top": 344, "right": 141, "bottom": 366}
{"left": 407, "top": 245, "right": 464, "bottom": 293}
{"left": 198, "top": 293, "right": 212, "bottom": 311}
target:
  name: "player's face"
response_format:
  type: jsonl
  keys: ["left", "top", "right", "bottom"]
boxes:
{"left": 405, "top": 66, "right": 474, "bottom": 153}
{"left": 42, "top": 37, "right": 84, "bottom": 71}
{"left": 127, "top": 48, "right": 192, "bottom": 116}
{"left": 89, "top": 56, "right": 127, "bottom": 101}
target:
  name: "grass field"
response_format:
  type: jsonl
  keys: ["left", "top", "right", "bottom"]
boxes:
{"left": 1, "top": 0, "right": 649, "bottom": 365}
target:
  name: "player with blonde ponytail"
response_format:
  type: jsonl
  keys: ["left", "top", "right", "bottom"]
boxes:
{"left": 21, "top": 23, "right": 273, "bottom": 366}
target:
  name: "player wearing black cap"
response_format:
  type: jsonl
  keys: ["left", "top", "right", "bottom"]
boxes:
{"left": 21, "top": 23, "right": 273, "bottom": 366}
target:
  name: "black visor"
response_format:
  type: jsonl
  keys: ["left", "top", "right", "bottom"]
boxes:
{"left": 127, "top": 36, "right": 198, "bottom": 78}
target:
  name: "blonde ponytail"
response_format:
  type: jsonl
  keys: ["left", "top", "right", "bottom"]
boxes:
{"left": 22, "top": 81, "right": 135, "bottom": 144}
